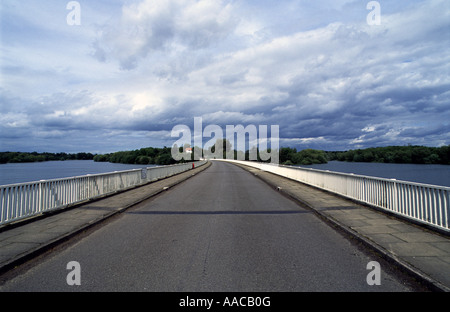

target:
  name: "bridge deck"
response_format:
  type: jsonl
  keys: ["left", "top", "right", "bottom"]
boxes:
{"left": 234, "top": 162, "right": 450, "bottom": 291}
{"left": 0, "top": 162, "right": 211, "bottom": 275}
{"left": 0, "top": 160, "right": 449, "bottom": 291}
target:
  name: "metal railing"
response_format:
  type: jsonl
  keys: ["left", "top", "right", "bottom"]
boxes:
{"left": 219, "top": 159, "right": 450, "bottom": 233}
{"left": 0, "top": 161, "right": 206, "bottom": 226}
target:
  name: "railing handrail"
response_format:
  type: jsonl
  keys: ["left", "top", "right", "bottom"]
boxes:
{"left": 278, "top": 163, "right": 450, "bottom": 191}
{"left": 0, "top": 162, "right": 198, "bottom": 188}
{"left": 0, "top": 161, "right": 206, "bottom": 226}
{"left": 217, "top": 159, "right": 449, "bottom": 233}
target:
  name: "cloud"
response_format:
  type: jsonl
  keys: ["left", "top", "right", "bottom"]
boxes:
{"left": 93, "top": 0, "right": 238, "bottom": 70}
{"left": 1, "top": 0, "right": 449, "bottom": 153}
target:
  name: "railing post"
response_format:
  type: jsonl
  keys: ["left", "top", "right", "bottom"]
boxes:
{"left": 39, "top": 181, "right": 44, "bottom": 215}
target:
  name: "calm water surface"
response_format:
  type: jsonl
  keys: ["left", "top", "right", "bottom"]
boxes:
{"left": 0, "top": 160, "right": 155, "bottom": 186}
{"left": 0, "top": 160, "right": 449, "bottom": 188}
{"left": 299, "top": 161, "right": 450, "bottom": 187}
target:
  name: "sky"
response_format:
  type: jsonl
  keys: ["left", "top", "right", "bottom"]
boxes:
{"left": 0, "top": 0, "right": 449, "bottom": 154}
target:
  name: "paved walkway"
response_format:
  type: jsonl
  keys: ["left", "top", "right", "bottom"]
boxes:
{"left": 234, "top": 163, "right": 450, "bottom": 292}
{"left": 1, "top": 160, "right": 449, "bottom": 291}
{"left": 0, "top": 162, "right": 211, "bottom": 276}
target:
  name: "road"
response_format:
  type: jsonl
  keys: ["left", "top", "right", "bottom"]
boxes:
{"left": 0, "top": 161, "right": 425, "bottom": 291}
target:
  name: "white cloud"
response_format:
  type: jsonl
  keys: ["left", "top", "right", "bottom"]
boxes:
{"left": 93, "top": 0, "right": 238, "bottom": 69}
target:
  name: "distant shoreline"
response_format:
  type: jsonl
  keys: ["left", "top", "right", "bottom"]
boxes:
{"left": 2, "top": 144, "right": 449, "bottom": 166}
{"left": 0, "top": 152, "right": 94, "bottom": 164}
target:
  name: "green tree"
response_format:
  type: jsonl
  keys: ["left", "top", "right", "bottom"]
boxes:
{"left": 280, "top": 147, "right": 297, "bottom": 164}
{"left": 136, "top": 156, "right": 152, "bottom": 164}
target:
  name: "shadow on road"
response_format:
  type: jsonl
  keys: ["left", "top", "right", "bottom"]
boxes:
{"left": 125, "top": 210, "right": 312, "bottom": 215}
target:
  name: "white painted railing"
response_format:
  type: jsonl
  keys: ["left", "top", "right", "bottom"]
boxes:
{"left": 0, "top": 161, "right": 206, "bottom": 226}
{"left": 219, "top": 160, "right": 450, "bottom": 233}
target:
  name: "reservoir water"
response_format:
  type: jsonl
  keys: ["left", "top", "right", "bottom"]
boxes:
{"left": 299, "top": 161, "right": 450, "bottom": 188}
{"left": 0, "top": 160, "right": 156, "bottom": 186}
{"left": 0, "top": 160, "right": 449, "bottom": 188}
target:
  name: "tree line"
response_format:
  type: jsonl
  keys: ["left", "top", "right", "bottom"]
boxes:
{"left": 0, "top": 152, "right": 94, "bottom": 164}
{"left": 2, "top": 144, "right": 448, "bottom": 166}
{"left": 93, "top": 147, "right": 178, "bottom": 166}
{"left": 280, "top": 148, "right": 327, "bottom": 165}
{"left": 325, "top": 145, "right": 450, "bottom": 165}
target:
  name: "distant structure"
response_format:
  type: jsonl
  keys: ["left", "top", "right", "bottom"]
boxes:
{"left": 185, "top": 147, "right": 192, "bottom": 154}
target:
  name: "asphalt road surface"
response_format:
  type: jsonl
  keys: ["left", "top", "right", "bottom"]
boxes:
{"left": 0, "top": 161, "right": 426, "bottom": 291}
